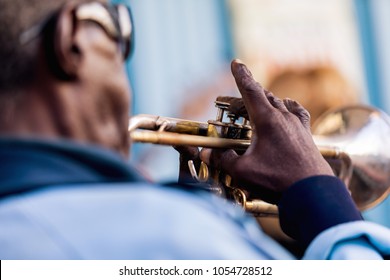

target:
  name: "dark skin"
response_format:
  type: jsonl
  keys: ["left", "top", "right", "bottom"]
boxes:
{"left": 180, "top": 60, "right": 334, "bottom": 204}
{"left": 0, "top": 2, "right": 131, "bottom": 157}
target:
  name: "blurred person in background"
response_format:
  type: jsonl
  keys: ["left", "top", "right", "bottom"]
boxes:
{"left": 268, "top": 66, "right": 359, "bottom": 125}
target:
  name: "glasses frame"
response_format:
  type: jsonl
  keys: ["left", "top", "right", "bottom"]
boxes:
{"left": 19, "top": 2, "right": 134, "bottom": 60}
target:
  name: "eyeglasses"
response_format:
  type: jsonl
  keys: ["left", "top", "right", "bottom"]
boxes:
{"left": 19, "top": 2, "right": 134, "bottom": 60}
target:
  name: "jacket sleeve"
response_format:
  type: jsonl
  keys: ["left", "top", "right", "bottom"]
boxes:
{"left": 278, "top": 175, "right": 390, "bottom": 259}
{"left": 303, "top": 221, "right": 390, "bottom": 259}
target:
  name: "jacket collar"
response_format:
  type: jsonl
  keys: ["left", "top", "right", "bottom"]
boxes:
{"left": 0, "top": 137, "right": 146, "bottom": 198}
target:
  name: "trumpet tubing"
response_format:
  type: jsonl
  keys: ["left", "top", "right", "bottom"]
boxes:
{"left": 131, "top": 130, "right": 251, "bottom": 150}
{"left": 129, "top": 102, "right": 390, "bottom": 215}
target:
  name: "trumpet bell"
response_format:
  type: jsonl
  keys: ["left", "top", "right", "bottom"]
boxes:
{"left": 312, "top": 105, "right": 390, "bottom": 210}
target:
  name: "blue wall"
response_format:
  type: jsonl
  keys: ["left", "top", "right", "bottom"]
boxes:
{"left": 116, "top": 0, "right": 234, "bottom": 181}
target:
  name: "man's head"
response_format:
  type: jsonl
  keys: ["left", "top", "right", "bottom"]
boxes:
{"left": 0, "top": 0, "right": 133, "bottom": 156}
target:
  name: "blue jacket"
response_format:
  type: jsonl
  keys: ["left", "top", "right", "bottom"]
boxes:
{"left": 0, "top": 138, "right": 389, "bottom": 259}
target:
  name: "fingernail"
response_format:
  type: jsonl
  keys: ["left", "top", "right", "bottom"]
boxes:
{"left": 234, "top": 58, "right": 244, "bottom": 64}
{"left": 233, "top": 60, "right": 252, "bottom": 78}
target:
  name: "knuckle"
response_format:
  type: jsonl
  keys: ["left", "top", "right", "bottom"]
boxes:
{"left": 298, "top": 109, "right": 311, "bottom": 121}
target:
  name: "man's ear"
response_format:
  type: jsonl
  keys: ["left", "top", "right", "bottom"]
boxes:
{"left": 44, "top": 3, "right": 81, "bottom": 80}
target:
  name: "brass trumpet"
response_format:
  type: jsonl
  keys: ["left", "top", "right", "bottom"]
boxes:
{"left": 129, "top": 101, "right": 390, "bottom": 215}
{"left": 312, "top": 105, "right": 390, "bottom": 211}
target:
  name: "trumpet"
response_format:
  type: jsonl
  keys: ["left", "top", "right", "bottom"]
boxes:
{"left": 129, "top": 101, "right": 390, "bottom": 216}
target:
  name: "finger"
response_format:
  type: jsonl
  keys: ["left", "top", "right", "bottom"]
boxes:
{"left": 283, "top": 98, "right": 311, "bottom": 131}
{"left": 217, "top": 92, "right": 289, "bottom": 121}
{"left": 174, "top": 146, "right": 201, "bottom": 184}
{"left": 173, "top": 145, "right": 200, "bottom": 161}
{"left": 231, "top": 59, "right": 272, "bottom": 123}
{"left": 199, "top": 148, "right": 212, "bottom": 166}
{"left": 217, "top": 96, "right": 249, "bottom": 119}
{"left": 217, "top": 93, "right": 288, "bottom": 121}
{"left": 264, "top": 90, "right": 288, "bottom": 112}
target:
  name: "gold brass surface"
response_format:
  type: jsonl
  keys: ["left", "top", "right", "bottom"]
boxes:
{"left": 129, "top": 102, "right": 390, "bottom": 215}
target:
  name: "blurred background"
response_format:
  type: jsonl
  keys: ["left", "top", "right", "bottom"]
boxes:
{"left": 115, "top": 0, "right": 390, "bottom": 228}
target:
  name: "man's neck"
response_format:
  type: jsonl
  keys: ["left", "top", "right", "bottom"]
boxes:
{"left": 0, "top": 86, "right": 61, "bottom": 137}
{"left": 0, "top": 83, "right": 130, "bottom": 158}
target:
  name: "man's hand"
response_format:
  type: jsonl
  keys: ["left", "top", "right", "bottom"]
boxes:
{"left": 201, "top": 59, "right": 334, "bottom": 204}
{"left": 173, "top": 146, "right": 201, "bottom": 184}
